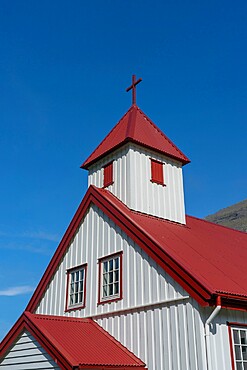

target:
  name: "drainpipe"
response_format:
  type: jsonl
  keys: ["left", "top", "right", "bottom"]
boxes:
{"left": 204, "top": 296, "right": 222, "bottom": 370}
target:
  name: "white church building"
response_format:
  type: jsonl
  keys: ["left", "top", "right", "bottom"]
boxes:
{"left": 1, "top": 76, "right": 247, "bottom": 370}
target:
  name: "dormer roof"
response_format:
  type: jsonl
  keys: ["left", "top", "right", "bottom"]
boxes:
{"left": 82, "top": 104, "right": 190, "bottom": 169}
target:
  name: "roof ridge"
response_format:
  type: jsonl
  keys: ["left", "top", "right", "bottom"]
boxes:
{"left": 187, "top": 214, "right": 247, "bottom": 235}
{"left": 31, "top": 313, "right": 92, "bottom": 323}
{"left": 82, "top": 105, "right": 134, "bottom": 168}
{"left": 136, "top": 105, "right": 190, "bottom": 162}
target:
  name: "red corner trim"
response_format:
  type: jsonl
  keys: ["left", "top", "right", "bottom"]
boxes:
{"left": 0, "top": 313, "right": 73, "bottom": 370}
{"left": 26, "top": 189, "right": 93, "bottom": 312}
{"left": 227, "top": 323, "right": 236, "bottom": 370}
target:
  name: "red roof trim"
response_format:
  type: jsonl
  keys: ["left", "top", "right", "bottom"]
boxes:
{"left": 0, "top": 313, "right": 145, "bottom": 368}
{"left": 82, "top": 105, "right": 190, "bottom": 169}
{"left": 26, "top": 186, "right": 209, "bottom": 313}
{"left": 0, "top": 313, "right": 72, "bottom": 369}
{"left": 26, "top": 186, "right": 247, "bottom": 312}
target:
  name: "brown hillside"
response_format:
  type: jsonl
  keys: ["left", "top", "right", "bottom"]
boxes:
{"left": 205, "top": 199, "right": 247, "bottom": 233}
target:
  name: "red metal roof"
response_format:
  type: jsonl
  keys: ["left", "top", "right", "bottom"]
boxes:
{"left": 0, "top": 312, "right": 145, "bottom": 369}
{"left": 82, "top": 104, "right": 190, "bottom": 169}
{"left": 26, "top": 185, "right": 247, "bottom": 312}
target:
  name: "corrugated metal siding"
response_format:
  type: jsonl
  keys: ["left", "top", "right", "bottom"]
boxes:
{"left": 201, "top": 307, "right": 247, "bottom": 370}
{"left": 35, "top": 204, "right": 209, "bottom": 370}
{"left": 0, "top": 330, "right": 60, "bottom": 369}
{"left": 96, "top": 299, "right": 207, "bottom": 370}
{"left": 36, "top": 203, "right": 188, "bottom": 317}
{"left": 88, "top": 143, "right": 186, "bottom": 224}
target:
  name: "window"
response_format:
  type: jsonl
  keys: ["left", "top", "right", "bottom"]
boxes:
{"left": 150, "top": 158, "right": 165, "bottom": 185}
{"left": 103, "top": 162, "right": 113, "bottom": 187}
{"left": 65, "top": 264, "right": 87, "bottom": 311}
{"left": 98, "top": 252, "right": 122, "bottom": 304}
{"left": 229, "top": 324, "right": 247, "bottom": 370}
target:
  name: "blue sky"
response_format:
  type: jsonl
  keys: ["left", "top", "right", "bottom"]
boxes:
{"left": 0, "top": 0, "right": 247, "bottom": 340}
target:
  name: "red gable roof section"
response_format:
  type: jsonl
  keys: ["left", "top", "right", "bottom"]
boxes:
{"left": 82, "top": 104, "right": 190, "bottom": 169}
{"left": 26, "top": 185, "right": 247, "bottom": 313}
{"left": 0, "top": 312, "right": 146, "bottom": 369}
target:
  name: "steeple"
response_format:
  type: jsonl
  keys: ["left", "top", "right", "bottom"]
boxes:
{"left": 81, "top": 78, "right": 190, "bottom": 224}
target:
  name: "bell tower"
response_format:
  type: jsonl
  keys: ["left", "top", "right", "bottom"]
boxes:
{"left": 81, "top": 76, "right": 190, "bottom": 224}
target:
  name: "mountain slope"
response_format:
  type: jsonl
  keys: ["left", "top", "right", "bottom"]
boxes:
{"left": 205, "top": 199, "right": 247, "bottom": 233}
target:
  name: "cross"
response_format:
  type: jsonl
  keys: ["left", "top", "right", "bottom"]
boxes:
{"left": 126, "top": 75, "right": 142, "bottom": 105}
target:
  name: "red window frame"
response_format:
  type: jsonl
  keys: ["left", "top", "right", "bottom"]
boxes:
{"left": 228, "top": 322, "right": 247, "bottom": 370}
{"left": 65, "top": 263, "right": 87, "bottom": 312}
{"left": 98, "top": 251, "right": 123, "bottom": 305}
{"left": 103, "top": 161, "right": 114, "bottom": 188}
{"left": 150, "top": 158, "right": 165, "bottom": 186}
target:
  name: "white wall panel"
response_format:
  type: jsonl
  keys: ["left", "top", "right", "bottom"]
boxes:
{"left": 201, "top": 307, "right": 247, "bottom": 370}
{"left": 0, "top": 331, "right": 60, "bottom": 369}
{"left": 36, "top": 203, "right": 187, "bottom": 318}
{"left": 96, "top": 299, "right": 207, "bottom": 370}
{"left": 88, "top": 143, "right": 186, "bottom": 224}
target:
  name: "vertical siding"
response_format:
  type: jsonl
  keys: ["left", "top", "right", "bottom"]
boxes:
{"left": 201, "top": 307, "right": 247, "bottom": 370}
{"left": 34, "top": 203, "right": 210, "bottom": 370}
{"left": 88, "top": 143, "right": 186, "bottom": 224}
{"left": 0, "top": 331, "right": 60, "bottom": 369}
{"left": 96, "top": 299, "right": 207, "bottom": 370}
{"left": 36, "top": 203, "right": 188, "bottom": 317}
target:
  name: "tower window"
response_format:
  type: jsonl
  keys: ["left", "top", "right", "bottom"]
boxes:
{"left": 103, "top": 162, "right": 113, "bottom": 187}
{"left": 150, "top": 159, "right": 165, "bottom": 185}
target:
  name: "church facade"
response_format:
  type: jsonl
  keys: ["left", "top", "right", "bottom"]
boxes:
{"left": 1, "top": 78, "right": 247, "bottom": 370}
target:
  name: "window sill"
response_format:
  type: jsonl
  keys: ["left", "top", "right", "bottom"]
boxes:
{"left": 65, "top": 303, "right": 86, "bottom": 312}
{"left": 97, "top": 296, "right": 122, "bottom": 306}
{"left": 150, "top": 180, "right": 166, "bottom": 187}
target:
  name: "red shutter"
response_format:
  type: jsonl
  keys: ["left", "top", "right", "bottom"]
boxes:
{"left": 151, "top": 159, "right": 164, "bottom": 185}
{"left": 103, "top": 162, "right": 113, "bottom": 187}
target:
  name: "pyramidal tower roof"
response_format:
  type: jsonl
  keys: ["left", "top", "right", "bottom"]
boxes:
{"left": 82, "top": 104, "right": 190, "bottom": 169}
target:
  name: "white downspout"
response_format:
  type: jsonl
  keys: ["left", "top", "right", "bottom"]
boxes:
{"left": 204, "top": 296, "right": 222, "bottom": 370}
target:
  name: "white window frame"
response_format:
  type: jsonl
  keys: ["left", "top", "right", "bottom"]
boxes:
{"left": 98, "top": 252, "right": 122, "bottom": 304}
{"left": 231, "top": 325, "right": 247, "bottom": 370}
{"left": 65, "top": 264, "right": 87, "bottom": 311}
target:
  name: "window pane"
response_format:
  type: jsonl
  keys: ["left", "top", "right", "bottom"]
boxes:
{"left": 235, "top": 346, "right": 242, "bottom": 361}
{"left": 79, "top": 281, "right": 83, "bottom": 292}
{"left": 114, "top": 257, "right": 119, "bottom": 269}
{"left": 109, "top": 271, "right": 113, "bottom": 283}
{"left": 70, "top": 283, "right": 74, "bottom": 293}
{"left": 75, "top": 293, "right": 78, "bottom": 304}
{"left": 109, "top": 284, "right": 113, "bottom": 296}
{"left": 75, "top": 282, "right": 78, "bottom": 293}
{"left": 243, "top": 347, "right": 247, "bottom": 361}
{"left": 114, "top": 282, "right": 119, "bottom": 294}
{"left": 103, "top": 285, "right": 108, "bottom": 297}
{"left": 70, "top": 295, "right": 74, "bottom": 305}
{"left": 71, "top": 272, "right": 75, "bottom": 282}
{"left": 79, "top": 292, "right": 83, "bottom": 303}
{"left": 234, "top": 330, "right": 240, "bottom": 344}
{"left": 243, "top": 362, "right": 247, "bottom": 370}
{"left": 103, "top": 262, "right": 108, "bottom": 273}
{"left": 241, "top": 331, "right": 247, "bottom": 345}
{"left": 80, "top": 270, "right": 84, "bottom": 280}
{"left": 236, "top": 363, "right": 243, "bottom": 370}
{"left": 109, "top": 259, "right": 113, "bottom": 271}
{"left": 115, "top": 270, "right": 119, "bottom": 282}
{"left": 103, "top": 274, "right": 108, "bottom": 284}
